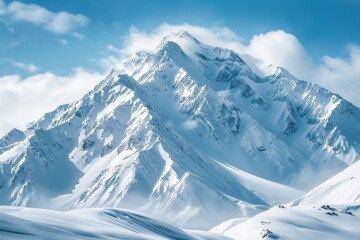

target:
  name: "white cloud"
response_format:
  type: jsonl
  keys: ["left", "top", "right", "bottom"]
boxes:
{"left": 7, "top": 1, "right": 52, "bottom": 25}
{"left": 2, "top": 1, "right": 88, "bottom": 34}
{"left": 107, "top": 44, "right": 122, "bottom": 54}
{"left": 97, "top": 55, "right": 123, "bottom": 73}
{"left": 245, "top": 30, "right": 313, "bottom": 79}
{"left": 312, "top": 45, "right": 360, "bottom": 107}
{"left": 10, "top": 59, "right": 39, "bottom": 73}
{"left": 0, "top": 68, "right": 104, "bottom": 136}
{"left": 1, "top": 58, "right": 39, "bottom": 73}
{"left": 121, "top": 23, "right": 245, "bottom": 56}
{"left": 98, "top": 45, "right": 124, "bottom": 71}
{"left": 45, "top": 11, "right": 88, "bottom": 34}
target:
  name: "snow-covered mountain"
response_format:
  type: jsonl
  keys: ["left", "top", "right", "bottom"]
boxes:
{"left": 0, "top": 206, "right": 226, "bottom": 240}
{"left": 1, "top": 30, "right": 360, "bottom": 229}
{"left": 292, "top": 158, "right": 360, "bottom": 206}
{"left": 212, "top": 203, "right": 360, "bottom": 240}
{"left": 211, "top": 145, "right": 360, "bottom": 239}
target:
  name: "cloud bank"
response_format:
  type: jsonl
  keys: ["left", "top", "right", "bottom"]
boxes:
{"left": 246, "top": 30, "right": 314, "bottom": 79}
{"left": 0, "top": 0, "right": 88, "bottom": 34}
{"left": 312, "top": 45, "right": 360, "bottom": 107}
{"left": 0, "top": 68, "right": 103, "bottom": 136}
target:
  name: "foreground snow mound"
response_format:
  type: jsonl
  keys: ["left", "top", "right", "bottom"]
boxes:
{"left": 212, "top": 204, "right": 360, "bottom": 240}
{"left": 1, "top": 30, "right": 360, "bottom": 228}
{"left": 292, "top": 160, "right": 360, "bottom": 205}
{"left": 0, "top": 206, "right": 226, "bottom": 240}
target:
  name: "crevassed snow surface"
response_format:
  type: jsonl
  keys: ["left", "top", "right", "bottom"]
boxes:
{"left": 1, "top": 30, "right": 360, "bottom": 232}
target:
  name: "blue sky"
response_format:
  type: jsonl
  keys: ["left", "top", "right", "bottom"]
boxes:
{"left": 1, "top": 0, "right": 360, "bottom": 75}
{"left": 1, "top": 0, "right": 360, "bottom": 135}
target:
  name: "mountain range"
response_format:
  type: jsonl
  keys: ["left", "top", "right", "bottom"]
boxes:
{"left": 1, "top": 30, "right": 360, "bottom": 239}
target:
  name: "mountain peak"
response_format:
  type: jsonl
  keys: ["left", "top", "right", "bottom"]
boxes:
{"left": 272, "top": 67, "right": 297, "bottom": 80}
{"left": 156, "top": 30, "right": 203, "bottom": 58}
{"left": 2, "top": 29, "right": 360, "bottom": 230}
{"left": 0, "top": 128, "right": 25, "bottom": 154}
{"left": 176, "top": 30, "right": 201, "bottom": 43}
{"left": 162, "top": 30, "right": 201, "bottom": 45}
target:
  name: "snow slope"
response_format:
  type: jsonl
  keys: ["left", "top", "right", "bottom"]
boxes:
{"left": 212, "top": 158, "right": 360, "bottom": 239}
{"left": 0, "top": 206, "right": 226, "bottom": 240}
{"left": 212, "top": 204, "right": 360, "bottom": 240}
{"left": 3, "top": 204, "right": 360, "bottom": 240}
{"left": 292, "top": 159, "right": 360, "bottom": 206}
{"left": 1, "top": 30, "right": 360, "bottom": 229}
